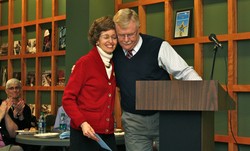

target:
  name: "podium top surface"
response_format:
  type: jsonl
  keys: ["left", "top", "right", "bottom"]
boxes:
{"left": 136, "top": 80, "right": 235, "bottom": 111}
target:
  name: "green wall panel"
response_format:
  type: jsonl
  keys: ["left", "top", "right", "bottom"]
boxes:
{"left": 42, "top": 0, "right": 52, "bottom": 18}
{"left": 26, "top": 26, "right": 36, "bottom": 39}
{"left": 41, "top": 57, "right": 51, "bottom": 72}
{"left": 27, "top": 0, "right": 36, "bottom": 21}
{"left": 40, "top": 91, "right": 51, "bottom": 105}
{"left": 13, "top": 28, "right": 21, "bottom": 41}
{"left": 25, "top": 91, "right": 35, "bottom": 104}
{"left": 238, "top": 0, "right": 250, "bottom": 33}
{"left": 58, "top": 0, "right": 66, "bottom": 16}
{"left": 214, "top": 111, "right": 228, "bottom": 135}
{"left": 14, "top": 0, "right": 22, "bottom": 24}
{"left": 89, "top": 0, "right": 115, "bottom": 34}
{"left": 237, "top": 40, "right": 250, "bottom": 84}
{"left": 0, "top": 2, "right": 8, "bottom": 26}
{"left": 26, "top": 58, "right": 36, "bottom": 71}
{"left": 0, "top": 30, "right": 8, "bottom": 43}
{"left": 238, "top": 93, "right": 250, "bottom": 137}
{"left": 203, "top": 0, "right": 228, "bottom": 36}
{"left": 122, "top": 0, "right": 137, "bottom": 3}
{"left": 146, "top": 3, "right": 164, "bottom": 39}
{"left": 215, "top": 142, "right": 228, "bottom": 151}
{"left": 12, "top": 60, "right": 21, "bottom": 73}
{"left": 173, "top": 45, "right": 194, "bottom": 66}
{"left": 173, "top": 0, "right": 194, "bottom": 9}
{"left": 56, "top": 91, "right": 63, "bottom": 105}
{"left": 239, "top": 144, "right": 250, "bottom": 151}
{"left": 56, "top": 56, "right": 65, "bottom": 70}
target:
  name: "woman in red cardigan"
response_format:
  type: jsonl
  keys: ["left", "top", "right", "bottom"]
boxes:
{"left": 62, "top": 16, "right": 118, "bottom": 151}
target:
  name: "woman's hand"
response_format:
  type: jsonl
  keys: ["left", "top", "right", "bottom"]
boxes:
{"left": 81, "top": 122, "right": 98, "bottom": 141}
{"left": 11, "top": 99, "right": 25, "bottom": 119}
{"left": 14, "top": 99, "right": 25, "bottom": 115}
{"left": 0, "top": 101, "right": 8, "bottom": 121}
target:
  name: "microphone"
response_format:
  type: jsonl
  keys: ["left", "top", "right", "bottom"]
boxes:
{"left": 209, "top": 33, "right": 222, "bottom": 48}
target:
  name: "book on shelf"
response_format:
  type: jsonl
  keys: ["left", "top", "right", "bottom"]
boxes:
{"left": 26, "top": 71, "right": 35, "bottom": 86}
{"left": 57, "top": 69, "right": 65, "bottom": 86}
{"left": 26, "top": 38, "right": 36, "bottom": 54}
{"left": 13, "top": 71, "right": 21, "bottom": 81}
{"left": 43, "top": 29, "right": 52, "bottom": 52}
{"left": 0, "top": 43, "right": 8, "bottom": 56}
{"left": 0, "top": 66, "right": 7, "bottom": 86}
{"left": 13, "top": 40, "right": 21, "bottom": 55}
{"left": 41, "top": 70, "right": 52, "bottom": 86}
{"left": 59, "top": 26, "right": 66, "bottom": 50}
{"left": 28, "top": 104, "right": 36, "bottom": 116}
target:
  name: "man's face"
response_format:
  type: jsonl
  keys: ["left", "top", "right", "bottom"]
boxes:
{"left": 115, "top": 21, "right": 139, "bottom": 51}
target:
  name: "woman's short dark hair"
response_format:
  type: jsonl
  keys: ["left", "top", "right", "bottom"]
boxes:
{"left": 88, "top": 16, "right": 115, "bottom": 46}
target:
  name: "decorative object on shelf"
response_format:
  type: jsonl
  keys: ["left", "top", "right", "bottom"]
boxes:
{"left": 42, "top": 70, "right": 52, "bottom": 86}
{"left": 59, "top": 26, "right": 66, "bottom": 50}
{"left": 26, "top": 38, "right": 36, "bottom": 54}
{"left": 29, "top": 104, "right": 36, "bottom": 116}
{"left": 57, "top": 70, "right": 65, "bottom": 86}
{"left": 13, "top": 40, "right": 21, "bottom": 55}
{"left": 26, "top": 71, "right": 35, "bottom": 86}
{"left": 174, "top": 9, "right": 192, "bottom": 39}
{"left": 41, "top": 104, "right": 51, "bottom": 116}
{"left": 0, "top": 42, "right": 8, "bottom": 56}
{"left": 0, "top": 66, "right": 7, "bottom": 86}
{"left": 13, "top": 71, "right": 21, "bottom": 81}
{"left": 43, "top": 29, "right": 52, "bottom": 52}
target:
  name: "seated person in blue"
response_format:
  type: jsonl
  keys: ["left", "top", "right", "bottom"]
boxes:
{"left": 54, "top": 106, "right": 70, "bottom": 131}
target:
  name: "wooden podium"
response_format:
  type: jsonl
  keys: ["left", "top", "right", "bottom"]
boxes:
{"left": 135, "top": 80, "right": 235, "bottom": 151}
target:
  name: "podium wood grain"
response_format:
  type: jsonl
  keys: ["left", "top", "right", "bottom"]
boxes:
{"left": 136, "top": 80, "right": 235, "bottom": 111}
{"left": 135, "top": 80, "right": 235, "bottom": 151}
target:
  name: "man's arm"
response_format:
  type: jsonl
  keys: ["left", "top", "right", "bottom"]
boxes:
{"left": 158, "top": 41, "right": 202, "bottom": 80}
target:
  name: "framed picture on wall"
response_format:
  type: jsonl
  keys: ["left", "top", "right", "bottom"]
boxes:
{"left": 174, "top": 9, "right": 192, "bottom": 39}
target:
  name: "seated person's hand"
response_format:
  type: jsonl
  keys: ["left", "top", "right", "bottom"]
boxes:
{"left": 0, "top": 101, "right": 7, "bottom": 120}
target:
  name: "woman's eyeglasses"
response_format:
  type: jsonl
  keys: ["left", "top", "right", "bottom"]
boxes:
{"left": 8, "top": 86, "right": 21, "bottom": 90}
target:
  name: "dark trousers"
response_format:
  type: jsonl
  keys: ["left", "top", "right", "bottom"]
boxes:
{"left": 69, "top": 127, "right": 117, "bottom": 151}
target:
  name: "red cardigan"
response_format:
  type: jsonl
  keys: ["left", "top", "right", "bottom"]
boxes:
{"left": 62, "top": 47, "right": 116, "bottom": 134}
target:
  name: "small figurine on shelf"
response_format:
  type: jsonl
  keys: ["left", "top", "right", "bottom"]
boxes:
{"left": 26, "top": 71, "right": 35, "bottom": 86}
{"left": 26, "top": 39, "right": 36, "bottom": 54}
{"left": 13, "top": 40, "right": 21, "bottom": 55}
{"left": 43, "top": 29, "right": 52, "bottom": 52}
{"left": 41, "top": 70, "right": 52, "bottom": 86}
{"left": 59, "top": 26, "right": 66, "bottom": 50}
{"left": 0, "top": 42, "right": 8, "bottom": 56}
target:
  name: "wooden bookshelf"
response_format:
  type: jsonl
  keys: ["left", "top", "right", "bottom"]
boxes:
{"left": 0, "top": 0, "right": 66, "bottom": 118}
